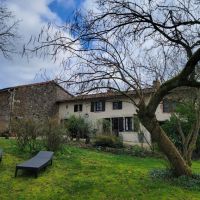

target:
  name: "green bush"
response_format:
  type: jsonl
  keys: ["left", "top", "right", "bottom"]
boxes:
{"left": 66, "top": 115, "right": 94, "bottom": 143}
{"left": 101, "top": 119, "right": 111, "bottom": 134}
{"left": 12, "top": 118, "right": 42, "bottom": 153}
{"left": 94, "top": 134, "right": 123, "bottom": 148}
{"left": 42, "top": 118, "right": 66, "bottom": 151}
{"left": 161, "top": 101, "right": 200, "bottom": 157}
{"left": 150, "top": 169, "right": 200, "bottom": 190}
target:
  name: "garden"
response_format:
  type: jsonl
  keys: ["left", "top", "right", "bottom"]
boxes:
{"left": 1, "top": 112, "right": 200, "bottom": 200}
{"left": 1, "top": 138, "right": 200, "bottom": 200}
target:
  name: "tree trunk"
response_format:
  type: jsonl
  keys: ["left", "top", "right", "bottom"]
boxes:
{"left": 138, "top": 112, "right": 192, "bottom": 177}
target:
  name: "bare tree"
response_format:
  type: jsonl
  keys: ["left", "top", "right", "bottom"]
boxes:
{"left": 0, "top": 1, "right": 19, "bottom": 58}
{"left": 26, "top": 0, "right": 200, "bottom": 176}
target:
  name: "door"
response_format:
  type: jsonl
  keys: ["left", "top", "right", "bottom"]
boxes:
{"left": 112, "top": 117, "right": 124, "bottom": 136}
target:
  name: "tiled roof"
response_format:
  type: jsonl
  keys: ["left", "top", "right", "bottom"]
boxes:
{"left": 57, "top": 88, "right": 154, "bottom": 103}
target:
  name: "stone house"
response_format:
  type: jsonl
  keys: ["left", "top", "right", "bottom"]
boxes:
{"left": 58, "top": 88, "right": 173, "bottom": 145}
{"left": 0, "top": 81, "right": 72, "bottom": 134}
{"left": 0, "top": 79, "right": 178, "bottom": 145}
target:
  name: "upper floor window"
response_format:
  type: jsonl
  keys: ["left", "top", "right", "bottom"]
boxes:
{"left": 74, "top": 104, "right": 82, "bottom": 112}
{"left": 113, "top": 101, "right": 122, "bottom": 110}
{"left": 163, "top": 99, "right": 176, "bottom": 113}
{"left": 91, "top": 101, "right": 105, "bottom": 112}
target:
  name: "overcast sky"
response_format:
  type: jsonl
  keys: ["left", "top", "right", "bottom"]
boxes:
{"left": 0, "top": 0, "right": 94, "bottom": 89}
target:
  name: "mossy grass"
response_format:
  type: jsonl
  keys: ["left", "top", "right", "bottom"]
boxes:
{"left": 0, "top": 138, "right": 200, "bottom": 199}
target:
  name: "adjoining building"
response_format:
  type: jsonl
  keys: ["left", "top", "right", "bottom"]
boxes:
{"left": 0, "top": 81, "right": 72, "bottom": 134}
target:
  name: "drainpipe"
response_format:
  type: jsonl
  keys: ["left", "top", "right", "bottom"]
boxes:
{"left": 8, "top": 89, "right": 15, "bottom": 137}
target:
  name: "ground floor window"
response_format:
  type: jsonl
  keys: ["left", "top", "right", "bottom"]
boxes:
{"left": 105, "top": 117, "right": 133, "bottom": 135}
{"left": 74, "top": 104, "right": 82, "bottom": 112}
{"left": 125, "top": 117, "right": 133, "bottom": 131}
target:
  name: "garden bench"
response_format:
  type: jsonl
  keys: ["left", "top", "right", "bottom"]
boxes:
{"left": 15, "top": 151, "right": 54, "bottom": 178}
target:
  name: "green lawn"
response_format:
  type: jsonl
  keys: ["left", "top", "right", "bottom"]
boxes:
{"left": 1, "top": 139, "right": 200, "bottom": 200}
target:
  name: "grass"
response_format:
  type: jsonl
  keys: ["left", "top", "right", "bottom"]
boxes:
{"left": 0, "top": 139, "right": 200, "bottom": 200}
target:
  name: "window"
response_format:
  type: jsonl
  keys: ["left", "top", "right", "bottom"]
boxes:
{"left": 95, "top": 101, "right": 103, "bottom": 111}
{"left": 125, "top": 117, "right": 133, "bottom": 131}
{"left": 91, "top": 101, "right": 105, "bottom": 112}
{"left": 163, "top": 99, "right": 176, "bottom": 113}
{"left": 113, "top": 101, "right": 122, "bottom": 110}
{"left": 74, "top": 104, "right": 83, "bottom": 112}
{"left": 111, "top": 117, "right": 124, "bottom": 136}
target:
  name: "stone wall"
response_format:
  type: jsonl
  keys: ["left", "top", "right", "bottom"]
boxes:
{"left": 0, "top": 91, "right": 10, "bottom": 132}
{"left": 0, "top": 81, "right": 71, "bottom": 134}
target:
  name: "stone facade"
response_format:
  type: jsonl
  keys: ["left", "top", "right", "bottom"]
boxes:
{"left": 0, "top": 81, "right": 71, "bottom": 134}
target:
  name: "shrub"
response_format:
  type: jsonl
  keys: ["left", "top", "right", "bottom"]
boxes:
{"left": 42, "top": 118, "right": 66, "bottom": 151}
{"left": 66, "top": 115, "right": 94, "bottom": 143}
{"left": 161, "top": 101, "right": 200, "bottom": 158}
{"left": 128, "top": 145, "right": 159, "bottom": 157}
{"left": 101, "top": 119, "right": 111, "bottom": 134}
{"left": 150, "top": 169, "right": 200, "bottom": 190}
{"left": 12, "top": 119, "right": 42, "bottom": 153}
{"left": 94, "top": 134, "right": 123, "bottom": 148}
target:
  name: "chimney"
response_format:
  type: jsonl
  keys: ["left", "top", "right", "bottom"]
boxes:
{"left": 107, "top": 80, "right": 113, "bottom": 93}
{"left": 153, "top": 79, "right": 160, "bottom": 90}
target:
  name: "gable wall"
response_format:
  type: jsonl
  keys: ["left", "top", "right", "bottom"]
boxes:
{"left": 0, "top": 82, "right": 71, "bottom": 134}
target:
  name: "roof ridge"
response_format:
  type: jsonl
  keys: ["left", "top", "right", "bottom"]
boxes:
{"left": 0, "top": 80, "right": 73, "bottom": 97}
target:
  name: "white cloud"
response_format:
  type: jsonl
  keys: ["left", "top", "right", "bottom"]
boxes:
{"left": 82, "top": 0, "right": 99, "bottom": 13}
{"left": 0, "top": 0, "right": 68, "bottom": 89}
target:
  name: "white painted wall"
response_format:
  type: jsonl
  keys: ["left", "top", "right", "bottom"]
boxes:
{"left": 58, "top": 97, "right": 171, "bottom": 145}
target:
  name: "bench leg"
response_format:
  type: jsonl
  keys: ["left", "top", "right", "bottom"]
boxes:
{"left": 35, "top": 170, "right": 38, "bottom": 178}
{"left": 15, "top": 168, "right": 18, "bottom": 177}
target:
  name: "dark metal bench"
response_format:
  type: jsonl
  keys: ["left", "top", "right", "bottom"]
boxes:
{"left": 15, "top": 151, "right": 54, "bottom": 178}
{"left": 0, "top": 149, "right": 2, "bottom": 162}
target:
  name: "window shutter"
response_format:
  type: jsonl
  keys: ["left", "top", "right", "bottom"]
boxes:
{"left": 119, "top": 101, "right": 122, "bottom": 109}
{"left": 119, "top": 117, "right": 124, "bottom": 131}
{"left": 74, "top": 105, "right": 78, "bottom": 112}
{"left": 91, "top": 102, "right": 94, "bottom": 112}
{"left": 102, "top": 101, "right": 105, "bottom": 111}
{"left": 133, "top": 115, "right": 140, "bottom": 132}
{"left": 79, "top": 104, "right": 83, "bottom": 111}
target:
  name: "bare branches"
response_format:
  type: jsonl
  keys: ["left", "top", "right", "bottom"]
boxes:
{"left": 25, "top": 0, "right": 200, "bottom": 109}
{"left": 23, "top": 0, "right": 200, "bottom": 175}
{"left": 0, "top": 1, "right": 20, "bottom": 58}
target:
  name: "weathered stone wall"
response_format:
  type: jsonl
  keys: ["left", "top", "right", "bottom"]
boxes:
{"left": 0, "top": 91, "right": 10, "bottom": 132}
{"left": 0, "top": 82, "right": 71, "bottom": 134}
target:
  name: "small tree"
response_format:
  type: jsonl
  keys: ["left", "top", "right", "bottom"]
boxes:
{"left": 66, "top": 115, "right": 94, "bottom": 143}
{"left": 42, "top": 118, "right": 66, "bottom": 151}
{"left": 101, "top": 119, "right": 112, "bottom": 135}
{"left": 12, "top": 118, "right": 41, "bottom": 152}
